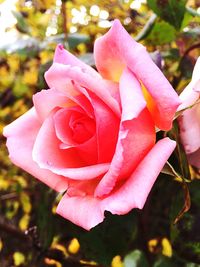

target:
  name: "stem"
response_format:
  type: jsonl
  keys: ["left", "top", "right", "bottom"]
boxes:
{"left": 135, "top": 13, "right": 157, "bottom": 42}
{"left": 182, "top": 42, "right": 200, "bottom": 58}
{"left": 0, "top": 218, "right": 30, "bottom": 241}
{"left": 61, "top": 0, "right": 68, "bottom": 41}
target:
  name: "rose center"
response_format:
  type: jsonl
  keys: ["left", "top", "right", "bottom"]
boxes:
{"left": 69, "top": 116, "right": 96, "bottom": 144}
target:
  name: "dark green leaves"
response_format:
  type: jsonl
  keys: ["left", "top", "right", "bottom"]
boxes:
{"left": 12, "top": 11, "right": 30, "bottom": 34}
{"left": 147, "top": 0, "right": 187, "bottom": 29}
{"left": 147, "top": 21, "right": 176, "bottom": 45}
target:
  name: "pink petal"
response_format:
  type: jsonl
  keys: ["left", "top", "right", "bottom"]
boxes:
{"left": 94, "top": 68, "right": 155, "bottom": 197}
{"left": 86, "top": 91, "right": 120, "bottom": 163}
{"left": 178, "top": 105, "right": 200, "bottom": 154}
{"left": 53, "top": 106, "right": 95, "bottom": 145}
{"left": 33, "top": 88, "right": 74, "bottom": 121}
{"left": 187, "top": 148, "right": 200, "bottom": 168}
{"left": 56, "top": 195, "right": 103, "bottom": 231}
{"left": 54, "top": 107, "right": 98, "bottom": 165}
{"left": 178, "top": 84, "right": 199, "bottom": 111}
{"left": 3, "top": 108, "right": 68, "bottom": 192}
{"left": 33, "top": 83, "right": 94, "bottom": 122}
{"left": 57, "top": 138, "right": 176, "bottom": 230}
{"left": 32, "top": 115, "right": 109, "bottom": 179}
{"left": 120, "top": 68, "right": 146, "bottom": 121}
{"left": 102, "top": 137, "right": 176, "bottom": 214}
{"left": 45, "top": 63, "right": 121, "bottom": 117}
{"left": 191, "top": 57, "right": 200, "bottom": 92}
{"left": 94, "top": 19, "right": 180, "bottom": 130}
{"left": 54, "top": 44, "right": 100, "bottom": 78}
{"left": 178, "top": 57, "right": 200, "bottom": 154}
{"left": 178, "top": 58, "right": 200, "bottom": 111}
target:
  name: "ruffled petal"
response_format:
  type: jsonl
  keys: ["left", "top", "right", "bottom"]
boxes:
{"left": 57, "top": 138, "right": 176, "bottom": 230}
{"left": 33, "top": 88, "right": 74, "bottom": 121}
{"left": 56, "top": 195, "right": 104, "bottom": 231}
{"left": 178, "top": 57, "right": 200, "bottom": 111}
{"left": 3, "top": 108, "right": 68, "bottom": 192}
{"left": 54, "top": 44, "right": 100, "bottom": 78}
{"left": 178, "top": 105, "right": 200, "bottom": 154}
{"left": 178, "top": 57, "right": 200, "bottom": 154}
{"left": 94, "top": 68, "right": 155, "bottom": 197}
{"left": 94, "top": 19, "right": 180, "bottom": 130}
{"left": 45, "top": 63, "right": 121, "bottom": 117}
{"left": 102, "top": 137, "right": 176, "bottom": 214}
{"left": 187, "top": 148, "right": 200, "bottom": 168}
{"left": 80, "top": 88, "right": 120, "bottom": 163}
{"left": 32, "top": 115, "right": 109, "bottom": 179}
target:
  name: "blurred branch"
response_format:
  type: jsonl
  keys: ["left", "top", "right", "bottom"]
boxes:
{"left": 135, "top": 13, "right": 157, "bottom": 42}
{"left": 0, "top": 192, "right": 18, "bottom": 200}
{"left": 172, "top": 42, "right": 200, "bottom": 88}
{"left": 61, "top": 0, "right": 68, "bottom": 41}
{"left": 0, "top": 218, "right": 30, "bottom": 241}
{"left": 182, "top": 42, "right": 200, "bottom": 58}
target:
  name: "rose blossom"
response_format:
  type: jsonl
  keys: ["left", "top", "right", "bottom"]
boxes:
{"left": 3, "top": 20, "right": 180, "bottom": 230}
{"left": 178, "top": 57, "right": 200, "bottom": 168}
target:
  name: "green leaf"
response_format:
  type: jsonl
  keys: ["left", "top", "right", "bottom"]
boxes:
{"left": 153, "top": 257, "right": 177, "bottom": 267}
{"left": 147, "top": 21, "right": 176, "bottom": 45}
{"left": 78, "top": 211, "right": 138, "bottom": 266}
{"left": 124, "top": 250, "right": 149, "bottom": 267}
{"left": 12, "top": 11, "right": 30, "bottom": 34}
{"left": 171, "top": 180, "right": 200, "bottom": 263}
{"left": 147, "top": 0, "right": 187, "bottom": 30}
{"left": 186, "top": 264, "right": 200, "bottom": 267}
{"left": 161, "top": 161, "right": 181, "bottom": 178}
{"left": 68, "top": 33, "right": 90, "bottom": 49}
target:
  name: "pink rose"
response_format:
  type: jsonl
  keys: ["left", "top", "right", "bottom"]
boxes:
{"left": 3, "top": 20, "right": 180, "bottom": 230}
{"left": 178, "top": 57, "right": 200, "bottom": 168}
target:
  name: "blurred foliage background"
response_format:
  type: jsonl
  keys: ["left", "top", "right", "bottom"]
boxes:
{"left": 1, "top": 0, "right": 200, "bottom": 266}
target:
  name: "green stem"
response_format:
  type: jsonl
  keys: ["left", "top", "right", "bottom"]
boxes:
{"left": 135, "top": 13, "right": 157, "bottom": 42}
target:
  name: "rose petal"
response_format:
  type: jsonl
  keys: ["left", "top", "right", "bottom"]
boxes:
{"left": 3, "top": 108, "right": 68, "bottom": 192}
{"left": 54, "top": 107, "right": 98, "bottom": 164}
{"left": 178, "top": 58, "right": 200, "bottom": 111}
{"left": 54, "top": 44, "right": 100, "bottom": 78}
{"left": 54, "top": 106, "right": 95, "bottom": 145}
{"left": 191, "top": 57, "right": 200, "bottom": 92}
{"left": 94, "top": 19, "right": 180, "bottom": 130}
{"left": 86, "top": 92, "right": 120, "bottom": 163}
{"left": 72, "top": 84, "right": 120, "bottom": 163}
{"left": 178, "top": 105, "right": 200, "bottom": 154}
{"left": 32, "top": 115, "right": 110, "bottom": 179}
{"left": 33, "top": 85, "right": 94, "bottom": 122}
{"left": 102, "top": 137, "right": 176, "bottom": 214}
{"left": 45, "top": 63, "right": 121, "bottom": 117}
{"left": 177, "top": 83, "right": 199, "bottom": 111}
{"left": 57, "top": 138, "right": 176, "bottom": 230}
{"left": 33, "top": 88, "right": 74, "bottom": 121}
{"left": 94, "top": 68, "right": 155, "bottom": 197}
{"left": 120, "top": 68, "right": 147, "bottom": 121}
{"left": 187, "top": 148, "right": 200, "bottom": 168}
{"left": 56, "top": 195, "right": 103, "bottom": 231}
{"left": 178, "top": 57, "right": 200, "bottom": 154}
